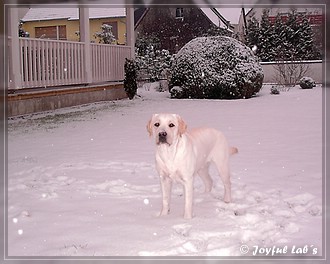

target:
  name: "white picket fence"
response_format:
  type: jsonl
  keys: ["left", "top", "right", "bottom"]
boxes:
{"left": 9, "top": 37, "right": 131, "bottom": 89}
{"left": 91, "top": 43, "right": 130, "bottom": 83}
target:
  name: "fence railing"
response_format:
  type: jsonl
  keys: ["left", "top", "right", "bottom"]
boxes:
{"left": 9, "top": 37, "right": 131, "bottom": 89}
{"left": 91, "top": 43, "right": 130, "bottom": 83}
{"left": 19, "top": 38, "right": 85, "bottom": 88}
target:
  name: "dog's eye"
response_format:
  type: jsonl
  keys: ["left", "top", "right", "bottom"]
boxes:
{"left": 169, "top": 123, "right": 175, "bottom": 128}
{"left": 154, "top": 123, "right": 160, "bottom": 127}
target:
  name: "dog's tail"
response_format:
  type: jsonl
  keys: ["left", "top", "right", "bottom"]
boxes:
{"left": 229, "top": 147, "right": 238, "bottom": 155}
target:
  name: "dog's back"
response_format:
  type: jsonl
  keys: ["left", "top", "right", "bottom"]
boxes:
{"left": 186, "top": 127, "right": 229, "bottom": 169}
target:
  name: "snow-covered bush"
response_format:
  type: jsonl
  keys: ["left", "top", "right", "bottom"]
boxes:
{"left": 135, "top": 48, "right": 173, "bottom": 82}
{"left": 170, "top": 86, "right": 184, "bottom": 98}
{"left": 299, "top": 76, "right": 316, "bottom": 89}
{"left": 124, "top": 58, "right": 138, "bottom": 100}
{"left": 169, "top": 36, "right": 264, "bottom": 99}
{"left": 270, "top": 86, "right": 280, "bottom": 95}
{"left": 94, "top": 24, "right": 116, "bottom": 44}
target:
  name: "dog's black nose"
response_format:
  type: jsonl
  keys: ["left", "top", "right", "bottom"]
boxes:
{"left": 159, "top": 131, "right": 167, "bottom": 138}
{"left": 158, "top": 132, "right": 167, "bottom": 143}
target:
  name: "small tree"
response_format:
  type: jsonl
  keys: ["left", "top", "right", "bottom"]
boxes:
{"left": 18, "top": 20, "right": 29, "bottom": 37}
{"left": 135, "top": 36, "right": 173, "bottom": 82}
{"left": 258, "top": 9, "right": 275, "bottom": 61}
{"left": 135, "top": 35, "right": 161, "bottom": 56}
{"left": 284, "top": 9, "right": 301, "bottom": 60}
{"left": 298, "top": 14, "right": 321, "bottom": 60}
{"left": 124, "top": 58, "right": 138, "bottom": 100}
{"left": 245, "top": 17, "right": 260, "bottom": 50}
{"left": 273, "top": 57, "right": 311, "bottom": 88}
{"left": 94, "top": 24, "right": 116, "bottom": 44}
{"left": 272, "top": 14, "right": 287, "bottom": 60}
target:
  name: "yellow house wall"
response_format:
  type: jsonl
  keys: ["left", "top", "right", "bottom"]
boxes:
{"left": 22, "top": 17, "right": 127, "bottom": 44}
{"left": 22, "top": 19, "right": 79, "bottom": 40}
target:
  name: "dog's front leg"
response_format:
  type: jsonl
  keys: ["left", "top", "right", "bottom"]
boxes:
{"left": 183, "top": 178, "right": 194, "bottom": 219}
{"left": 159, "top": 175, "right": 172, "bottom": 216}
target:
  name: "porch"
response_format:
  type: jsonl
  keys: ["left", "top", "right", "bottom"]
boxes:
{"left": 8, "top": 82, "right": 127, "bottom": 117}
{"left": 6, "top": 6, "right": 135, "bottom": 116}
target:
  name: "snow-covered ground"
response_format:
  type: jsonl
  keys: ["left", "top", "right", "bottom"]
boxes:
{"left": 7, "top": 84, "right": 323, "bottom": 258}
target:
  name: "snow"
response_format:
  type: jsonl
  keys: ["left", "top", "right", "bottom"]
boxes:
{"left": 200, "top": 8, "right": 242, "bottom": 28}
{"left": 7, "top": 84, "right": 323, "bottom": 257}
{"left": 22, "top": 8, "right": 126, "bottom": 22}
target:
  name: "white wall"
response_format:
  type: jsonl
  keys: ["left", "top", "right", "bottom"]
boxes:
{"left": 260, "top": 60, "right": 323, "bottom": 84}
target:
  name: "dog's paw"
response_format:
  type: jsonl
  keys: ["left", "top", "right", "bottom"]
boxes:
{"left": 184, "top": 213, "right": 193, "bottom": 220}
{"left": 159, "top": 208, "right": 170, "bottom": 216}
{"left": 224, "top": 197, "right": 231, "bottom": 203}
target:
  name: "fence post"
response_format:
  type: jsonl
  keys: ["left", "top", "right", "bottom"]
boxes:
{"left": 8, "top": 7, "right": 22, "bottom": 89}
{"left": 125, "top": 7, "right": 135, "bottom": 59}
{"left": 79, "top": 7, "right": 92, "bottom": 84}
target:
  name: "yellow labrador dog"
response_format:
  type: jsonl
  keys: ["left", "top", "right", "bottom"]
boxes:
{"left": 147, "top": 113, "right": 238, "bottom": 219}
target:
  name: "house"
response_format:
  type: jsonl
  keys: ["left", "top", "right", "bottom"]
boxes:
{"left": 21, "top": 8, "right": 127, "bottom": 44}
{"left": 134, "top": 7, "right": 235, "bottom": 53}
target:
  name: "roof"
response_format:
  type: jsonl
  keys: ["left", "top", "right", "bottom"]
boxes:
{"left": 134, "top": 7, "right": 235, "bottom": 30}
{"left": 201, "top": 8, "right": 235, "bottom": 30}
{"left": 21, "top": 8, "right": 126, "bottom": 22}
{"left": 134, "top": 7, "right": 147, "bottom": 29}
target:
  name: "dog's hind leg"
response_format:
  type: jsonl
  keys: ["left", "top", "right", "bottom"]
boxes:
{"left": 214, "top": 159, "right": 231, "bottom": 203}
{"left": 198, "top": 164, "right": 213, "bottom": 193}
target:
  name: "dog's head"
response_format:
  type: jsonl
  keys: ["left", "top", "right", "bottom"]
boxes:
{"left": 147, "top": 113, "right": 187, "bottom": 146}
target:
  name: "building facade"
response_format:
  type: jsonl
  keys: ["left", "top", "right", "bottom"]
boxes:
{"left": 135, "top": 7, "right": 233, "bottom": 53}
{"left": 21, "top": 8, "right": 127, "bottom": 44}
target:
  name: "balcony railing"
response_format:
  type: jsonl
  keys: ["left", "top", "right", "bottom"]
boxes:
{"left": 8, "top": 37, "right": 131, "bottom": 89}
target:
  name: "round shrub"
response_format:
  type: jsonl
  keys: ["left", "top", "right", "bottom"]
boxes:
{"left": 299, "top": 77, "right": 316, "bottom": 89}
{"left": 169, "top": 36, "right": 264, "bottom": 99}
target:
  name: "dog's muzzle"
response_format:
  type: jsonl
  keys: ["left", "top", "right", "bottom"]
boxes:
{"left": 158, "top": 131, "right": 167, "bottom": 144}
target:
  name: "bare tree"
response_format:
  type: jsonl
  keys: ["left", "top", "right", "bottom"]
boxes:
{"left": 273, "top": 56, "right": 311, "bottom": 90}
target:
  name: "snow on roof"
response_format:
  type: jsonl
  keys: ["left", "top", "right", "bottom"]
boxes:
{"left": 201, "top": 8, "right": 237, "bottom": 30}
{"left": 201, "top": 8, "right": 222, "bottom": 27}
{"left": 215, "top": 8, "right": 242, "bottom": 25}
{"left": 22, "top": 8, "right": 126, "bottom": 22}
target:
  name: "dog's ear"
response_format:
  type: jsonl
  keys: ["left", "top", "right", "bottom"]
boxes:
{"left": 146, "top": 118, "right": 153, "bottom": 137}
{"left": 177, "top": 115, "right": 187, "bottom": 136}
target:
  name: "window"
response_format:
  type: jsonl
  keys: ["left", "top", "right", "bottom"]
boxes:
{"left": 176, "top": 8, "right": 184, "bottom": 19}
{"left": 35, "top": 25, "right": 66, "bottom": 40}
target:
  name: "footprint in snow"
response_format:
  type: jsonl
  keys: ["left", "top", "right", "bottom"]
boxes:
{"left": 172, "top": 223, "right": 192, "bottom": 237}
